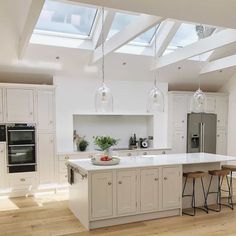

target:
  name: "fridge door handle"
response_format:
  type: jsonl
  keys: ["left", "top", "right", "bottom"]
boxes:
{"left": 202, "top": 123, "right": 205, "bottom": 153}
{"left": 200, "top": 122, "right": 205, "bottom": 153}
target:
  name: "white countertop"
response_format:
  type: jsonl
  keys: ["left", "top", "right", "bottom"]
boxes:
{"left": 68, "top": 153, "right": 236, "bottom": 172}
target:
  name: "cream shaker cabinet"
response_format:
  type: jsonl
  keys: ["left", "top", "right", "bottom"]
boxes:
{"left": 140, "top": 168, "right": 159, "bottom": 212}
{"left": 37, "top": 90, "right": 55, "bottom": 132}
{"left": 162, "top": 166, "right": 181, "bottom": 210}
{"left": 117, "top": 170, "right": 137, "bottom": 215}
{"left": 0, "top": 89, "right": 4, "bottom": 122}
{"left": 6, "top": 88, "right": 34, "bottom": 122}
{"left": 0, "top": 143, "right": 6, "bottom": 189}
{"left": 91, "top": 172, "right": 113, "bottom": 219}
{"left": 38, "top": 133, "right": 55, "bottom": 185}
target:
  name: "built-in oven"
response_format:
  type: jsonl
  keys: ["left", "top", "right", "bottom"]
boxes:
{"left": 7, "top": 124, "right": 36, "bottom": 173}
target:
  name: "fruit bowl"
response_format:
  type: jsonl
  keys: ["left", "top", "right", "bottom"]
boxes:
{"left": 91, "top": 156, "right": 120, "bottom": 166}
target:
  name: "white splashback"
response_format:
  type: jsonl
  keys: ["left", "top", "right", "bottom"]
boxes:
{"left": 73, "top": 115, "right": 153, "bottom": 150}
{"left": 54, "top": 76, "right": 168, "bottom": 152}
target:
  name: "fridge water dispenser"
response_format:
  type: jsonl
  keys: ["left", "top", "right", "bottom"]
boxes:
{"left": 191, "top": 134, "right": 200, "bottom": 148}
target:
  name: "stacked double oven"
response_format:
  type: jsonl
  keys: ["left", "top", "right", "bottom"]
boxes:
{"left": 7, "top": 124, "right": 36, "bottom": 173}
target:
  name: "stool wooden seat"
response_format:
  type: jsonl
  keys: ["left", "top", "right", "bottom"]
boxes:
{"left": 182, "top": 171, "right": 208, "bottom": 216}
{"left": 222, "top": 165, "right": 236, "bottom": 172}
{"left": 207, "top": 169, "right": 233, "bottom": 212}
{"left": 209, "top": 169, "right": 230, "bottom": 176}
{"left": 183, "top": 171, "right": 207, "bottom": 179}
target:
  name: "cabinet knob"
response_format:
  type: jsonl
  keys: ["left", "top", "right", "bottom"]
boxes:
{"left": 49, "top": 120, "right": 53, "bottom": 124}
{"left": 182, "top": 120, "right": 185, "bottom": 123}
{"left": 143, "top": 152, "right": 147, "bottom": 155}
{"left": 164, "top": 177, "right": 168, "bottom": 180}
{"left": 154, "top": 178, "right": 158, "bottom": 181}
{"left": 108, "top": 182, "right": 112, "bottom": 186}
{"left": 0, "top": 149, "right": 3, "bottom": 153}
{"left": 217, "top": 134, "right": 220, "bottom": 137}
{"left": 65, "top": 156, "right": 69, "bottom": 160}
{"left": 65, "top": 175, "right": 68, "bottom": 178}
{"left": 218, "top": 120, "right": 220, "bottom": 122}
{"left": 181, "top": 136, "right": 184, "bottom": 139}
{"left": 29, "top": 112, "right": 33, "bottom": 115}
{"left": 20, "top": 178, "right": 26, "bottom": 182}
{"left": 118, "top": 181, "right": 122, "bottom": 184}
{"left": 127, "top": 153, "right": 132, "bottom": 156}
{"left": 162, "top": 151, "right": 166, "bottom": 154}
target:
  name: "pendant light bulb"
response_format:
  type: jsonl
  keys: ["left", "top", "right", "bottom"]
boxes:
{"left": 95, "top": 7, "right": 113, "bottom": 112}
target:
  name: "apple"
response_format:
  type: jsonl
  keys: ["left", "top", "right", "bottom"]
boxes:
{"left": 100, "top": 156, "right": 112, "bottom": 161}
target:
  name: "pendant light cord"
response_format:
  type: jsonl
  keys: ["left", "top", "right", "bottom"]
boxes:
{"left": 101, "top": 7, "right": 105, "bottom": 85}
{"left": 154, "top": 24, "right": 158, "bottom": 88}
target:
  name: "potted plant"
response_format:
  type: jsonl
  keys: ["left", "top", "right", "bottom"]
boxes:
{"left": 93, "top": 136, "right": 119, "bottom": 160}
{"left": 78, "top": 139, "right": 89, "bottom": 152}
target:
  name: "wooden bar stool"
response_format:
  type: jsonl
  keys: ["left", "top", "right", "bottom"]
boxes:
{"left": 182, "top": 171, "right": 208, "bottom": 216}
{"left": 222, "top": 164, "right": 236, "bottom": 209}
{"left": 207, "top": 169, "right": 233, "bottom": 212}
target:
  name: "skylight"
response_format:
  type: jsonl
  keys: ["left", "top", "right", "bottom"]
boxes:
{"left": 107, "top": 12, "right": 138, "bottom": 40}
{"left": 35, "top": 0, "right": 98, "bottom": 38}
{"left": 130, "top": 24, "right": 160, "bottom": 46}
{"left": 163, "top": 23, "right": 216, "bottom": 55}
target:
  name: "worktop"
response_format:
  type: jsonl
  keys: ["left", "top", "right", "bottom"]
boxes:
{"left": 68, "top": 153, "right": 236, "bottom": 172}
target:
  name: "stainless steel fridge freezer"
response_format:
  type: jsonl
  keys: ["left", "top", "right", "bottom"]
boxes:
{"left": 187, "top": 113, "right": 217, "bottom": 154}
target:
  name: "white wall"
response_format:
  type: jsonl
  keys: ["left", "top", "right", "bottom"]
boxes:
{"left": 54, "top": 76, "right": 168, "bottom": 152}
{"left": 220, "top": 73, "right": 236, "bottom": 157}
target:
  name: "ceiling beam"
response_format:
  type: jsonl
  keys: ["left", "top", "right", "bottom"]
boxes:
{"left": 200, "top": 54, "right": 236, "bottom": 75}
{"left": 18, "top": 0, "right": 45, "bottom": 59}
{"left": 153, "top": 20, "right": 181, "bottom": 58}
{"left": 151, "top": 29, "right": 236, "bottom": 70}
{"left": 92, "top": 14, "right": 164, "bottom": 63}
{"left": 73, "top": 0, "right": 236, "bottom": 29}
{"left": 92, "top": 10, "right": 115, "bottom": 49}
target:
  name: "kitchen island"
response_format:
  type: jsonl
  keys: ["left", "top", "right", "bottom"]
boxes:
{"left": 68, "top": 153, "right": 236, "bottom": 230}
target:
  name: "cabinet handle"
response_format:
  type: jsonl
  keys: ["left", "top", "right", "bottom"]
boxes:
{"left": 127, "top": 153, "right": 132, "bottom": 156}
{"left": 154, "top": 178, "right": 158, "bottom": 181}
{"left": 162, "top": 151, "right": 166, "bottom": 154}
{"left": 118, "top": 181, "right": 122, "bottom": 184}
{"left": 164, "top": 177, "right": 168, "bottom": 180}
{"left": 20, "top": 178, "right": 26, "bottom": 182}
{"left": 182, "top": 120, "right": 184, "bottom": 123}
{"left": 0, "top": 149, "right": 3, "bottom": 153}
{"left": 143, "top": 152, "right": 147, "bottom": 155}
{"left": 217, "top": 135, "right": 220, "bottom": 137}
{"left": 65, "top": 156, "right": 69, "bottom": 160}
{"left": 108, "top": 182, "right": 112, "bottom": 186}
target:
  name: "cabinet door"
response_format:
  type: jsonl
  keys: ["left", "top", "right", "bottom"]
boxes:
{"left": 0, "top": 143, "right": 6, "bottom": 189}
{"left": 172, "top": 131, "right": 186, "bottom": 153}
{"left": 0, "top": 89, "right": 3, "bottom": 122}
{"left": 162, "top": 166, "right": 181, "bottom": 209}
{"left": 38, "top": 133, "right": 55, "bottom": 185}
{"left": 216, "top": 130, "right": 227, "bottom": 155}
{"left": 37, "top": 90, "right": 55, "bottom": 132}
{"left": 6, "top": 88, "right": 34, "bottom": 122}
{"left": 140, "top": 168, "right": 159, "bottom": 212}
{"left": 215, "top": 97, "right": 228, "bottom": 129}
{"left": 205, "top": 96, "right": 216, "bottom": 113}
{"left": 172, "top": 95, "right": 187, "bottom": 130}
{"left": 117, "top": 170, "right": 137, "bottom": 215}
{"left": 91, "top": 172, "right": 113, "bottom": 218}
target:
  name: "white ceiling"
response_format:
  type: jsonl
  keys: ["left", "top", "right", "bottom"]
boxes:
{"left": 0, "top": 0, "right": 235, "bottom": 91}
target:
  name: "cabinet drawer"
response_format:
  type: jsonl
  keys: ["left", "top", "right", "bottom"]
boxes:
{"left": 9, "top": 175, "right": 36, "bottom": 190}
{"left": 58, "top": 154, "right": 94, "bottom": 161}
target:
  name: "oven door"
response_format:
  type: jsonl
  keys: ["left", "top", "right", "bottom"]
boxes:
{"left": 8, "top": 145, "right": 36, "bottom": 165}
{"left": 8, "top": 129, "right": 35, "bottom": 145}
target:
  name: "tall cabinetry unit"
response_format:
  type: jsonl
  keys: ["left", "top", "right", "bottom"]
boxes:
{"left": 168, "top": 91, "right": 228, "bottom": 155}
{"left": 37, "top": 89, "right": 56, "bottom": 186}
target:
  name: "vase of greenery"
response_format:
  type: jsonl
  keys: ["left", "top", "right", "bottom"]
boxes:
{"left": 93, "top": 136, "right": 119, "bottom": 157}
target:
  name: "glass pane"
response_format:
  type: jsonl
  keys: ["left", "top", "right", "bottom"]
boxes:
{"left": 163, "top": 23, "right": 216, "bottom": 55}
{"left": 107, "top": 12, "right": 138, "bottom": 40}
{"left": 35, "top": 0, "right": 98, "bottom": 36}
{"left": 130, "top": 25, "right": 159, "bottom": 45}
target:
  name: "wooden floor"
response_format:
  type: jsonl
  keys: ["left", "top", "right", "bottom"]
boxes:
{"left": 0, "top": 182, "right": 236, "bottom": 236}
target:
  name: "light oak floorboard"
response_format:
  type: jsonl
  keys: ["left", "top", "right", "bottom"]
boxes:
{"left": 0, "top": 181, "right": 235, "bottom": 236}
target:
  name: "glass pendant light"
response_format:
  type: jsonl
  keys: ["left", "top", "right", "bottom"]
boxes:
{"left": 95, "top": 7, "right": 113, "bottom": 112}
{"left": 190, "top": 25, "right": 207, "bottom": 113}
{"left": 147, "top": 25, "right": 164, "bottom": 113}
